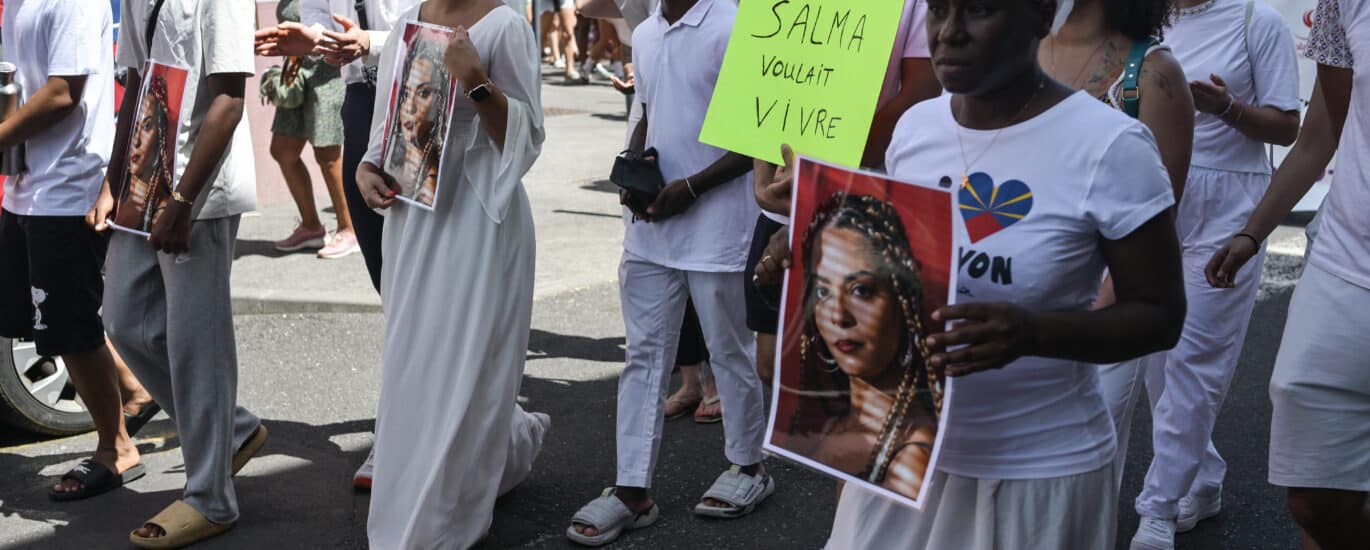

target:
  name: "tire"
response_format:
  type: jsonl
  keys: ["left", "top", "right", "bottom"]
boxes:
{"left": 0, "top": 336, "right": 95, "bottom": 436}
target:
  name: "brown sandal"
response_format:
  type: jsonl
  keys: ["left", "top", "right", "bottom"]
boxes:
{"left": 665, "top": 393, "right": 702, "bottom": 420}
{"left": 232, "top": 424, "right": 269, "bottom": 476}
{"left": 129, "top": 500, "right": 233, "bottom": 549}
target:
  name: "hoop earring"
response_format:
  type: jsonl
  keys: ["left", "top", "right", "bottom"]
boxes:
{"left": 811, "top": 336, "right": 839, "bottom": 373}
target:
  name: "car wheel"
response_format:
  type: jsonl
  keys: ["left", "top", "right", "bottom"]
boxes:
{"left": 0, "top": 336, "right": 95, "bottom": 436}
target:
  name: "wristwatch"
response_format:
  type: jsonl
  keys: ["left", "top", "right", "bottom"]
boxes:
{"left": 466, "top": 81, "right": 494, "bottom": 103}
{"left": 171, "top": 191, "right": 194, "bottom": 206}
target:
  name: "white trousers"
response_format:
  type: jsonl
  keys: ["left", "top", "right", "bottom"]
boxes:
{"left": 1135, "top": 167, "right": 1268, "bottom": 519}
{"left": 615, "top": 252, "right": 765, "bottom": 487}
{"left": 1099, "top": 356, "right": 1146, "bottom": 489}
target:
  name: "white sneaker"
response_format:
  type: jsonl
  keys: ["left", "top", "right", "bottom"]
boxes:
{"left": 1176, "top": 492, "right": 1221, "bottom": 532}
{"left": 553, "top": 57, "right": 566, "bottom": 69}
{"left": 1130, "top": 517, "right": 1176, "bottom": 550}
{"left": 353, "top": 448, "right": 375, "bottom": 490}
{"left": 592, "top": 62, "right": 615, "bottom": 81}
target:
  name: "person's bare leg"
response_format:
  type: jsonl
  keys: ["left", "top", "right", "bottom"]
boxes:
{"left": 587, "top": 19, "right": 614, "bottom": 64}
{"left": 313, "top": 145, "right": 353, "bottom": 234}
{"left": 1288, "top": 487, "right": 1370, "bottom": 550}
{"left": 270, "top": 134, "right": 323, "bottom": 231}
{"left": 557, "top": 7, "right": 580, "bottom": 77}
{"left": 695, "top": 363, "right": 721, "bottom": 418}
{"left": 755, "top": 333, "right": 776, "bottom": 385}
{"left": 52, "top": 344, "right": 140, "bottom": 494}
{"left": 545, "top": 12, "right": 562, "bottom": 65}
{"left": 111, "top": 340, "right": 154, "bottom": 416}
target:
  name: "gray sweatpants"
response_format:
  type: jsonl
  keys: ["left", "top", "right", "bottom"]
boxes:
{"left": 103, "top": 215, "right": 260, "bottom": 524}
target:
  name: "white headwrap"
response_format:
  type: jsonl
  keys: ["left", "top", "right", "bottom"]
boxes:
{"left": 1052, "top": 0, "right": 1075, "bottom": 34}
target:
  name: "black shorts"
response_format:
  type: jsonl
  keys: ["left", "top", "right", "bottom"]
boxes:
{"left": 744, "top": 215, "right": 785, "bottom": 335}
{"left": 0, "top": 211, "right": 107, "bottom": 357}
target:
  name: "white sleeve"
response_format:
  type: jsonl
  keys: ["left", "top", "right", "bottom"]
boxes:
{"left": 902, "top": 0, "right": 930, "bottom": 59}
{"left": 47, "top": 0, "right": 108, "bottom": 76}
{"left": 300, "top": 0, "right": 340, "bottom": 32}
{"left": 365, "top": 30, "right": 391, "bottom": 66}
{"left": 116, "top": 0, "right": 146, "bottom": 70}
{"left": 1083, "top": 124, "right": 1175, "bottom": 240}
{"left": 363, "top": 25, "right": 406, "bottom": 169}
{"left": 201, "top": 0, "right": 256, "bottom": 76}
{"left": 1249, "top": 5, "right": 1302, "bottom": 111}
{"left": 461, "top": 14, "right": 546, "bottom": 224}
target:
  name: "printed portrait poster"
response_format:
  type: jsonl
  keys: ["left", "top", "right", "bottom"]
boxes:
{"left": 112, "top": 60, "right": 189, "bottom": 237}
{"left": 380, "top": 21, "right": 459, "bottom": 211}
{"left": 766, "top": 157, "right": 956, "bottom": 510}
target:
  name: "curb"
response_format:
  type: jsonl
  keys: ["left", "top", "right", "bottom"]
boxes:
{"left": 232, "top": 293, "right": 382, "bottom": 315}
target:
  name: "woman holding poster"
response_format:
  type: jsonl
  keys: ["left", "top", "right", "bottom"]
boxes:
{"left": 819, "top": 0, "right": 1188, "bottom": 547}
{"left": 356, "top": 1, "right": 550, "bottom": 548}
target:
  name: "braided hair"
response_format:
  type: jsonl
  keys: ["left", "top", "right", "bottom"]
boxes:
{"left": 385, "top": 31, "right": 452, "bottom": 198}
{"left": 129, "top": 74, "right": 174, "bottom": 230}
{"left": 791, "top": 193, "right": 941, "bottom": 483}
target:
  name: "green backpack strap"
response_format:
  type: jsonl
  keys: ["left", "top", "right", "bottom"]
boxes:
{"left": 1120, "top": 38, "right": 1159, "bottom": 119}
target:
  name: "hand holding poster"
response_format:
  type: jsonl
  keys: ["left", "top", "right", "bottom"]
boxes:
{"left": 380, "top": 22, "right": 460, "bottom": 211}
{"left": 112, "top": 60, "right": 189, "bottom": 237}
{"left": 699, "top": 1, "right": 905, "bottom": 167}
{"left": 766, "top": 157, "right": 955, "bottom": 509}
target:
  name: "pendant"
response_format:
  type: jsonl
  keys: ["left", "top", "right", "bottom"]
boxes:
{"left": 961, "top": 174, "right": 970, "bottom": 188}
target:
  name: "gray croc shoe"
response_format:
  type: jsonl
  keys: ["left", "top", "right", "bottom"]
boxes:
{"left": 566, "top": 488, "right": 660, "bottom": 547}
{"left": 693, "top": 465, "right": 776, "bottom": 519}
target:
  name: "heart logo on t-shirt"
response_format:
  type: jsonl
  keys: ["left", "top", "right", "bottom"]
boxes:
{"left": 959, "top": 172, "right": 1033, "bottom": 243}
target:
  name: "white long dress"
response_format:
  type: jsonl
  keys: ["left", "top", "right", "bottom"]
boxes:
{"left": 362, "top": 6, "right": 547, "bottom": 549}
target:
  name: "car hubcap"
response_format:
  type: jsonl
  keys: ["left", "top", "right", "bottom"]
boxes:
{"left": 10, "top": 340, "right": 86, "bottom": 414}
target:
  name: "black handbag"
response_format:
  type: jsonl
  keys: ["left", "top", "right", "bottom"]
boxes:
{"left": 610, "top": 147, "right": 665, "bottom": 215}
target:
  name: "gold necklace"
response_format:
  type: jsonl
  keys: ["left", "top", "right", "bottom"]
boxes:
{"left": 954, "top": 77, "right": 1047, "bottom": 188}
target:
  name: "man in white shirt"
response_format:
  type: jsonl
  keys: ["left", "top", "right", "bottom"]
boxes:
{"left": 567, "top": 0, "right": 771, "bottom": 545}
{"left": 0, "top": 0, "right": 156, "bottom": 503}
{"left": 86, "top": 1, "right": 267, "bottom": 546}
{"left": 253, "top": 0, "right": 423, "bottom": 491}
{"left": 1206, "top": 0, "right": 1370, "bottom": 546}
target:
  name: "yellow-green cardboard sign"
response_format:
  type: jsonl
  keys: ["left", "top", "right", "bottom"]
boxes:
{"left": 700, "top": 0, "right": 904, "bottom": 167}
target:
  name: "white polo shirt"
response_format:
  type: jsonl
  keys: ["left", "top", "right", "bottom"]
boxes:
{"left": 625, "top": 0, "right": 758, "bottom": 273}
{"left": 0, "top": 0, "right": 115, "bottom": 217}
{"left": 117, "top": 0, "right": 256, "bottom": 220}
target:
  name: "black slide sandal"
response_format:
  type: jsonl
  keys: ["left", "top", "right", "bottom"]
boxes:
{"left": 124, "top": 403, "right": 162, "bottom": 438}
{"left": 48, "top": 460, "right": 146, "bottom": 502}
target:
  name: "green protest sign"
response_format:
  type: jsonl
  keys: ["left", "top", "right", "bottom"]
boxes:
{"left": 700, "top": 0, "right": 904, "bottom": 167}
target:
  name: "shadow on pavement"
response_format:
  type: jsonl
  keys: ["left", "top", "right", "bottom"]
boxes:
{"left": 2, "top": 373, "right": 834, "bottom": 550}
{"left": 233, "top": 239, "right": 295, "bottom": 260}
{"left": 527, "top": 329, "right": 625, "bottom": 363}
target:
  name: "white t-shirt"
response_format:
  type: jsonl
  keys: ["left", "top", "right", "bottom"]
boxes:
{"left": 1165, "top": 0, "right": 1301, "bottom": 173}
{"left": 117, "top": 0, "right": 256, "bottom": 220}
{"left": 876, "top": 0, "right": 932, "bottom": 111}
{"left": 0, "top": 0, "right": 115, "bottom": 217}
{"left": 898, "top": 92, "right": 1174, "bottom": 479}
{"left": 625, "top": 0, "right": 758, "bottom": 272}
{"left": 1305, "top": 0, "right": 1370, "bottom": 290}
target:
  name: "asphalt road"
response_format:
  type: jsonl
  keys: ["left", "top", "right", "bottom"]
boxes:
{"left": 0, "top": 247, "right": 1311, "bottom": 549}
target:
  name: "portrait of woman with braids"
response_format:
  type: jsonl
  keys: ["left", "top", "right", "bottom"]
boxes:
{"left": 114, "top": 72, "right": 177, "bottom": 232}
{"left": 382, "top": 26, "right": 455, "bottom": 207}
{"left": 782, "top": 191, "right": 945, "bottom": 501}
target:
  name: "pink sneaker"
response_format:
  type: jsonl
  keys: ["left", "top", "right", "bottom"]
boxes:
{"left": 317, "top": 230, "right": 360, "bottom": 259}
{"left": 274, "top": 225, "right": 327, "bottom": 252}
